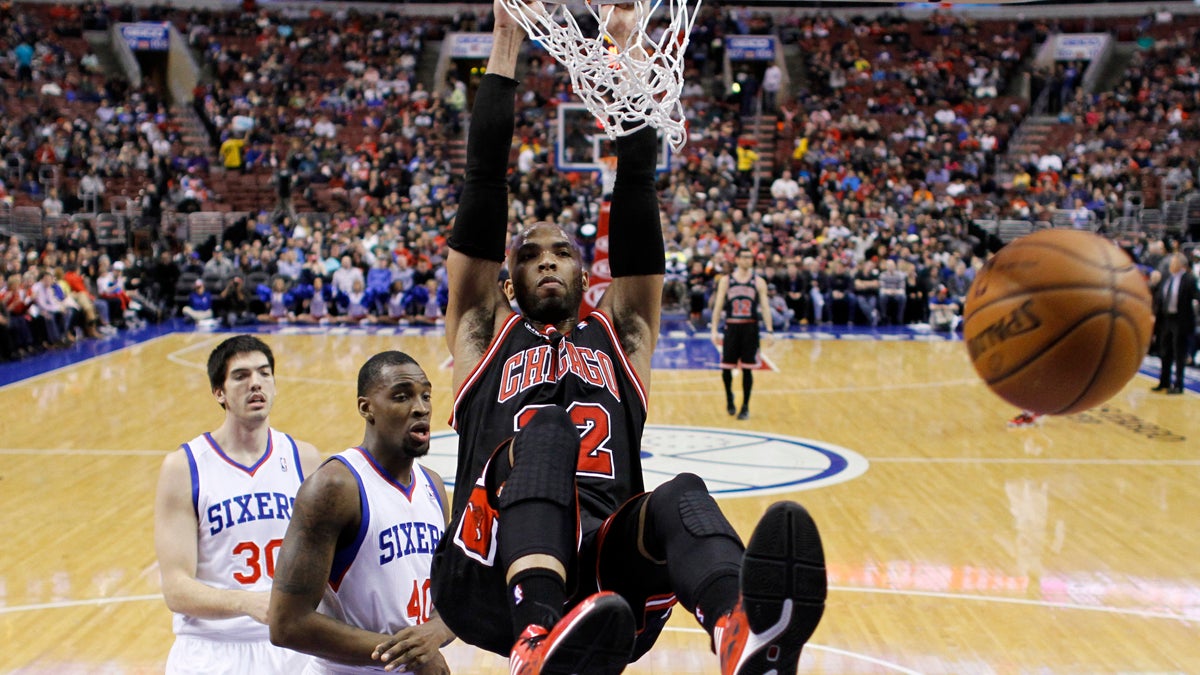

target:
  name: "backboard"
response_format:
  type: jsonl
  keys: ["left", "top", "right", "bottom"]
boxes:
{"left": 554, "top": 103, "right": 671, "bottom": 173}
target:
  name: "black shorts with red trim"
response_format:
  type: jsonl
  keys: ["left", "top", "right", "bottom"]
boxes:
{"left": 431, "top": 448, "right": 675, "bottom": 658}
{"left": 721, "top": 321, "right": 761, "bottom": 368}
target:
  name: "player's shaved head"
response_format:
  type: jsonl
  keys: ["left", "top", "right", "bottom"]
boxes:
{"left": 358, "top": 351, "right": 422, "bottom": 396}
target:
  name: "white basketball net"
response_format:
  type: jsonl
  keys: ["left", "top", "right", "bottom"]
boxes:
{"left": 499, "top": 0, "right": 698, "bottom": 151}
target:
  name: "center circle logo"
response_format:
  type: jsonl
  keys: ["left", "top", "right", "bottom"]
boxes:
{"left": 426, "top": 425, "right": 868, "bottom": 497}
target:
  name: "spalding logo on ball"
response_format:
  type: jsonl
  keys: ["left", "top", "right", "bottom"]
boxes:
{"left": 963, "top": 229, "right": 1154, "bottom": 415}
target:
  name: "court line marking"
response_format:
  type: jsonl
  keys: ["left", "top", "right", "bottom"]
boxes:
{"left": 0, "top": 333, "right": 178, "bottom": 391}
{"left": 870, "top": 457, "right": 1200, "bottom": 466}
{"left": 830, "top": 585, "right": 1199, "bottom": 622}
{"left": 163, "top": 336, "right": 221, "bottom": 370}
{"left": 163, "top": 333, "right": 977, "bottom": 391}
{"left": 165, "top": 337, "right": 359, "bottom": 386}
{"left": 804, "top": 644, "right": 926, "bottom": 674}
{"left": 0, "top": 594, "right": 162, "bottom": 614}
{"left": 0, "top": 448, "right": 166, "bottom": 457}
{"left": 1, "top": 448, "right": 1196, "bottom": 467}
{"left": 0, "top": 596, "right": 922, "bottom": 675}
{"left": 655, "top": 378, "right": 983, "bottom": 394}
{"left": 3, "top": 586, "right": 1193, "bottom": 624}
{"left": 663, "top": 626, "right": 924, "bottom": 674}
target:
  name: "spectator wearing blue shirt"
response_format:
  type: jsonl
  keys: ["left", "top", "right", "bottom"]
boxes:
{"left": 365, "top": 255, "right": 393, "bottom": 305}
{"left": 929, "top": 285, "right": 961, "bottom": 332}
{"left": 14, "top": 41, "right": 34, "bottom": 81}
{"left": 182, "top": 279, "right": 214, "bottom": 323}
{"left": 276, "top": 250, "right": 303, "bottom": 282}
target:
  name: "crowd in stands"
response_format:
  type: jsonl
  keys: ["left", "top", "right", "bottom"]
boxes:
{"left": 3, "top": 2, "right": 1199, "bottom": 365}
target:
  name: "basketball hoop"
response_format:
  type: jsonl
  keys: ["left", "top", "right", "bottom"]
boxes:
{"left": 499, "top": 0, "right": 698, "bottom": 151}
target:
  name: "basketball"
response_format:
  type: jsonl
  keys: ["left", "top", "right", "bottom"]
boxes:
{"left": 962, "top": 229, "right": 1154, "bottom": 415}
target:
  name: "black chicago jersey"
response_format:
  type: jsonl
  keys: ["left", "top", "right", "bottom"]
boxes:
{"left": 723, "top": 273, "right": 762, "bottom": 324}
{"left": 433, "top": 310, "right": 652, "bottom": 655}
{"left": 448, "top": 310, "right": 648, "bottom": 523}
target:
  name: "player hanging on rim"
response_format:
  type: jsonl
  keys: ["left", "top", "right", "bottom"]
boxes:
{"left": 429, "top": 3, "right": 827, "bottom": 674}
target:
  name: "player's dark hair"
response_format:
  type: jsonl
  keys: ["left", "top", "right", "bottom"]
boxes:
{"left": 207, "top": 335, "right": 275, "bottom": 391}
{"left": 358, "top": 350, "right": 420, "bottom": 397}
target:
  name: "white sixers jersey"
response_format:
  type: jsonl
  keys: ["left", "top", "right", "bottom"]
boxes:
{"left": 174, "top": 429, "right": 307, "bottom": 639}
{"left": 311, "top": 448, "right": 445, "bottom": 674}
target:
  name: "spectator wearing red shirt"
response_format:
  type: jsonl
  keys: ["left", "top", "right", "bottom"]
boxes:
{"left": 0, "top": 274, "right": 35, "bottom": 355}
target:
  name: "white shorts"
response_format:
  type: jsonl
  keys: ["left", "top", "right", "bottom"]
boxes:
{"left": 166, "top": 634, "right": 312, "bottom": 674}
{"left": 303, "top": 658, "right": 392, "bottom": 673}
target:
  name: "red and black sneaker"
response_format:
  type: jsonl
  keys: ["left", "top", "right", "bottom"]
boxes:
{"left": 509, "top": 591, "right": 636, "bottom": 675}
{"left": 717, "top": 502, "right": 827, "bottom": 675}
{"left": 1007, "top": 412, "right": 1044, "bottom": 429}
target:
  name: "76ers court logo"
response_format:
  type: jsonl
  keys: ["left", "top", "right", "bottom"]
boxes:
{"left": 428, "top": 426, "right": 868, "bottom": 497}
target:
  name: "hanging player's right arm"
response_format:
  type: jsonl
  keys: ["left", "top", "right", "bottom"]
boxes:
{"left": 595, "top": 8, "right": 667, "bottom": 386}
{"left": 154, "top": 449, "right": 271, "bottom": 623}
{"left": 444, "top": 1, "right": 529, "bottom": 392}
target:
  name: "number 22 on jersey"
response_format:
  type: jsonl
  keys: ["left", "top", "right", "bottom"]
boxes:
{"left": 515, "top": 402, "right": 615, "bottom": 478}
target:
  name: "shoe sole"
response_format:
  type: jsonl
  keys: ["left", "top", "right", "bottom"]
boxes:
{"left": 738, "top": 502, "right": 827, "bottom": 675}
{"left": 540, "top": 594, "right": 636, "bottom": 675}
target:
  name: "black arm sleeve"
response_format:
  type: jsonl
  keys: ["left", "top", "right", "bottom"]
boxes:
{"left": 447, "top": 74, "right": 518, "bottom": 263}
{"left": 607, "top": 126, "right": 666, "bottom": 277}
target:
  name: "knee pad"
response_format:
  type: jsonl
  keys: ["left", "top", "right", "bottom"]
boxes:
{"left": 644, "top": 473, "right": 742, "bottom": 612}
{"left": 648, "top": 473, "right": 740, "bottom": 541}
{"left": 498, "top": 406, "right": 579, "bottom": 509}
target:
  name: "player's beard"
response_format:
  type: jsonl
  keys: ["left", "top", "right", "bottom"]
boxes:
{"left": 516, "top": 277, "right": 583, "bottom": 326}
{"left": 403, "top": 442, "right": 430, "bottom": 459}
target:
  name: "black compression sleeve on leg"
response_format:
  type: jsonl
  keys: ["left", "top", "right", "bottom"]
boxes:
{"left": 448, "top": 74, "right": 517, "bottom": 263}
{"left": 641, "top": 473, "right": 743, "bottom": 617}
{"left": 496, "top": 408, "right": 580, "bottom": 566}
{"left": 608, "top": 126, "right": 666, "bottom": 277}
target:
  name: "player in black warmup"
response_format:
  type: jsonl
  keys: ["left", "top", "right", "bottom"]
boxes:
{"left": 429, "top": 4, "right": 827, "bottom": 674}
{"left": 710, "top": 248, "right": 774, "bottom": 420}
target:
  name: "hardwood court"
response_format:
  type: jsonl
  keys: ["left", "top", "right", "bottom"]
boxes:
{"left": 1, "top": 331, "right": 1197, "bottom": 673}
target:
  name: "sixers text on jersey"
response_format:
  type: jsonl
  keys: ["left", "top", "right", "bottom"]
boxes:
{"left": 206, "top": 492, "right": 296, "bottom": 535}
{"left": 379, "top": 520, "right": 444, "bottom": 565}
